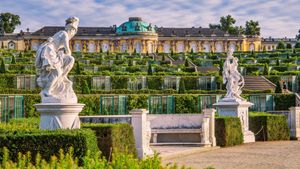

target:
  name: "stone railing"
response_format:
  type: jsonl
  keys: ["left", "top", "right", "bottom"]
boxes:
{"left": 79, "top": 109, "right": 216, "bottom": 158}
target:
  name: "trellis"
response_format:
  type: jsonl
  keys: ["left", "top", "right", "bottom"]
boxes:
{"left": 148, "top": 95, "right": 175, "bottom": 114}
{"left": 0, "top": 96, "right": 25, "bottom": 122}
{"left": 99, "top": 95, "right": 127, "bottom": 115}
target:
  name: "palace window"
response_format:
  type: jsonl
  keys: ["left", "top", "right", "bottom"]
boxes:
{"left": 88, "top": 43, "right": 95, "bottom": 53}
{"left": 121, "top": 43, "right": 127, "bottom": 52}
{"left": 135, "top": 42, "right": 142, "bottom": 53}
{"left": 215, "top": 43, "right": 223, "bottom": 53}
{"left": 249, "top": 43, "right": 255, "bottom": 51}
{"left": 8, "top": 41, "right": 16, "bottom": 50}
{"left": 31, "top": 42, "right": 39, "bottom": 51}
{"left": 74, "top": 43, "right": 81, "bottom": 52}
{"left": 190, "top": 43, "right": 197, "bottom": 53}
{"left": 203, "top": 43, "right": 210, "bottom": 52}
{"left": 229, "top": 44, "right": 236, "bottom": 51}
{"left": 163, "top": 43, "right": 170, "bottom": 53}
{"left": 102, "top": 43, "right": 109, "bottom": 52}
{"left": 177, "top": 43, "right": 184, "bottom": 53}
{"left": 147, "top": 42, "right": 154, "bottom": 53}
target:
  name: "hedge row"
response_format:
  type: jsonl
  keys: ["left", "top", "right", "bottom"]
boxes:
{"left": 0, "top": 118, "right": 137, "bottom": 161}
{"left": 0, "top": 128, "right": 99, "bottom": 164}
{"left": 82, "top": 123, "right": 137, "bottom": 158}
{"left": 215, "top": 117, "right": 244, "bottom": 147}
{"left": 249, "top": 112, "right": 290, "bottom": 141}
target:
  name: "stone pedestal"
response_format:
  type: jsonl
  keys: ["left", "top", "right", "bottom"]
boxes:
{"left": 35, "top": 103, "right": 85, "bottom": 130}
{"left": 130, "top": 109, "right": 153, "bottom": 159}
{"left": 214, "top": 99, "right": 255, "bottom": 143}
{"left": 289, "top": 107, "right": 300, "bottom": 140}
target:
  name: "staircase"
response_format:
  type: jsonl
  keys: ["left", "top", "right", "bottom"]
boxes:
{"left": 244, "top": 76, "right": 276, "bottom": 92}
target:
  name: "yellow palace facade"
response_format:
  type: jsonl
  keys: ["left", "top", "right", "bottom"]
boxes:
{"left": 0, "top": 17, "right": 262, "bottom": 53}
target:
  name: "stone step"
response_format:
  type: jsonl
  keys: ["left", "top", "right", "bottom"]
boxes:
{"left": 244, "top": 76, "right": 276, "bottom": 91}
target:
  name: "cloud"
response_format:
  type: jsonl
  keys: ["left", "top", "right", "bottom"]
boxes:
{"left": 0, "top": 0, "right": 299, "bottom": 37}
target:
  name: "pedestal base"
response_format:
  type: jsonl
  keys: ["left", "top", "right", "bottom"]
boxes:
{"left": 35, "top": 103, "right": 85, "bottom": 130}
{"left": 243, "top": 130, "right": 255, "bottom": 143}
{"left": 213, "top": 99, "right": 255, "bottom": 143}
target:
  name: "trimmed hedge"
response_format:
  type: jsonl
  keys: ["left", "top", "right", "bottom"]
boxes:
{"left": 215, "top": 117, "right": 243, "bottom": 147}
{"left": 0, "top": 128, "right": 99, "bottom": 163}
{"left": 249, "top": 112, "right": 290, "bottom": 141}
{"left": 274, "top": 94, "right": 295, "bottom": 110}
{"left": 82, "top": 123, "right": 137, "bottom": 158}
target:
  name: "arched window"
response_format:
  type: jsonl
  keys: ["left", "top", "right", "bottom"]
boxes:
{"left": 74, "top": 43, "right": 81, "bottom": 52}
{"left": 88, "top": 43, "right": 95, "bottom": 53}
{"left": 177, "top": 43, "right": 184, "bottom": 53}
{"left": 215, "top": 43, "right": 223, "bottom": 53}
{"left": 135, "top": 42, "right": 141, "bottom": 53}
{"left": 102, "top": 43, "right": 109, "bottom": 52}
{"left": 190, "top": 42, "right": 197, "bottom": 53}
{"left": 8, "top": 41, "right": 16, "bottom": 49}
{"left": 229, "top": 44, "right": 236, "bottom": 51}
{"left": 31, "top": 42, "right": 39, "bottom": 51}
{"left": 203, "top": 43, "right": 210, "bottom": 52}
{"left": 249, "top": 43, "right": 255, "bottom": 51}
{"left": 163, "top": 43, "right": 170, "bottom": 53}
{"left": 121, "top": 43, "right": 127, "bottom": 52}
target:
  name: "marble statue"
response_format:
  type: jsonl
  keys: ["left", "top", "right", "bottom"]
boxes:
{"left": 35, "top": 17, "right": 79, "bottom": 103}
{"left": 222, "top": 48, "right": 245, "bottom": 101}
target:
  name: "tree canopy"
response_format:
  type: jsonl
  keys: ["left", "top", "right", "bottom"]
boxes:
{"left": 209, "top": 15, "right": 260, "bottom": 36}
{"left": 245, "top": 20, "right": 260, "bottom": 36}
{"left": 277, "top": 41, "right": 286, "bottom": 50}
{"left": 0, "top": 12, "right": 21, "bottom": 33}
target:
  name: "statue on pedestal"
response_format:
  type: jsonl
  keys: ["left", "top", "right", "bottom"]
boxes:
{"left": 35, "top": 17, "right": 79, "bottom": 103}
{"left": 222, "top": 48, "right": 245, "bottom": 101}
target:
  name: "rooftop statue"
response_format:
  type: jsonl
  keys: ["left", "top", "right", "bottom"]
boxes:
{"left": 35, "top": 16, "right": 79, "bottom": 103}
{"left": 222, "top": 48, "right": 245, "bottom": 101}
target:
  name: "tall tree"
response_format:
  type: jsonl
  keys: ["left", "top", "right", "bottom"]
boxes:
{"left": 209, "top": 15, "right": 244, "bottom": 35}
{"left": 286, "top": 43, "right": 292, "bottom": 49}
{"left": 245, "top": 20, "right": 260, "bottom": 36}
{"left": 294, "top": 41, "right": 300, "bottom": 48}
{"left": 0, "top": 12, "right": 21, "bottom": 33}
{"left": 277, "top": 41, "right": 286, "bottom": 50}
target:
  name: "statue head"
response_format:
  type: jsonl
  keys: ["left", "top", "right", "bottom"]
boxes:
{"left": 65, "top": 16, "right": 79, "bottom": 38}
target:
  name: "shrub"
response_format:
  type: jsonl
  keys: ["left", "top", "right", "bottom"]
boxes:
{"left": 0, "top": 129, "right": 99, "bottom": 163}
{"left": 249, "top": 112, "right": 290, "bottom": 141}
{"left": 274, "top": 94, "right": 295, "bottom": 110}
{"left": 82, "top": 123, "right": 137, "bottom": 159}
{"left": 215, "top": 117, "right": 243, "bottom": 147}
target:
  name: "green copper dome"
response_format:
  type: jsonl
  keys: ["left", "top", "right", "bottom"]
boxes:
{"left": 116, "top": 17, "right": 156, "bottom": 35}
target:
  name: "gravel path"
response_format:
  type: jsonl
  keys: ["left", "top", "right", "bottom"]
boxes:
{"left": 164, "top": 141, "right": 300, "bottom": 169}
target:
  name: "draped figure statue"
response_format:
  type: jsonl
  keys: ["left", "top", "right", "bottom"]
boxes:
{"left": 35, "top": 17, "right": 79, "bottom": 103}
{"left": 222, "top": 48, "right": 245, "bottom": 101}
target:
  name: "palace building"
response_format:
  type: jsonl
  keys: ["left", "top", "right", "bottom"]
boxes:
{"left": 0, "top": 17, "right": 267, "bottom": 53}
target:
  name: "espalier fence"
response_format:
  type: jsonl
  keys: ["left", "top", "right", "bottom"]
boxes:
{"left": 0, "top": 95, "right": 24, "bottom": 122}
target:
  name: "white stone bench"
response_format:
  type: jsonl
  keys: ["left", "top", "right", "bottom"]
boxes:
{"left": 147, "top": 109, "right": 216, "bottom": 146}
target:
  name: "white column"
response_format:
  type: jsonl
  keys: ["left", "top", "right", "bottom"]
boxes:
{"left": 130, "top": 109, "right": 153, "bottom": 158}
{"left": 289, "top": 107, "right": 300, "bottom": 140}
{"left": 203, "top": 108, "right": 216, "bottom": 146}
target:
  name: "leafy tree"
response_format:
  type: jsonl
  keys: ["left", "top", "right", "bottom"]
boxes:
{"left": 275, "top": 81, "right": 282, "bottom": 93}
{"left": 286, "top": 43, "right": 292, "bottom": 49}
{"left": 245, "top": 20, "right": 260, "bottom": 36}
{"left": 185, "top": 58, "right": 189, "bottom": 67}
{"left": 100, "top": 48, "right": 103, "bottom": 53}
{"left": 178, "top": 79, "right": 186, "bottom": 94}
{"left": 0, "top": 12, "right": 21, "bottom": 33}
{"left": 147, "top": 63, "right": 152, "bottom": 75}
{"left": 263, "top": 64, "right": 269, "bottom": 75}
{"left": 276, "top": 59, "right": 280, "bottom": 66}
{"left": 0, "top": 59, "right": 6, "bottom": 73}
{"left": 133, "top": 48, "right": 136, "bottom": 54}
{"left": 156, "top": 48, "right": 159, "bottom": 54}
{"left": 161, "top": 55, "right": 165, "bottom": 61}
{"left": 277, "top": 41, "right": 286, "bottom": 50}
{"left": 18, "top": 52, "right": 22, "bottom": 58}
{"left": 1, "top": 41, "right": 3, "bottom": 48}
{"left": 295, "top": 41, "right": 300, "bottom": 48}
{"left": 170, "top": 49, "right": 174, "bottom": 56}
{"left": 11, "top": 55, "right": 16, "bottom": 64}
{"left": 209, "top": 15, "right": 244, "bottom": 35}
{"left": 190, "top": 48, "right": 194, "bottom": 54}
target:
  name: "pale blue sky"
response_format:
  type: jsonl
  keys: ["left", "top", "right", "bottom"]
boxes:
{"left": 1, "top": 0, "right": 299, "bottom": 37}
